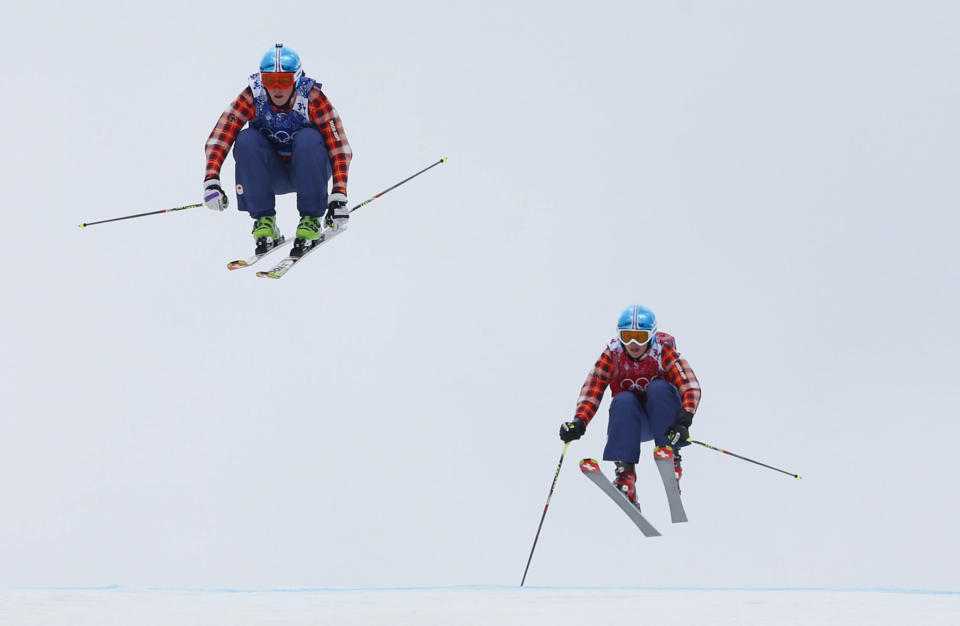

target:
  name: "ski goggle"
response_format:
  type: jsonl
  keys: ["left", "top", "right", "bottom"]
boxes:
{"left": 261, "top": 72, "right": 296, "bottom": 89}
{"left": 619, "top": 329, "right": 653, "bottom": 346}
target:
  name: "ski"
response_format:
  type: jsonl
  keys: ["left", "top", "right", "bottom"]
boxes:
{"left": 256, "top": 225, "right": 347, "bottom": 279}
{"left": 579, "top": 459, "right": 661, "bottom": 537}
{"left": 653, "top": 447, "right": 688, "bottom": 523}
{"left": 226, "top": 236, "right": 291, "bottom": 270}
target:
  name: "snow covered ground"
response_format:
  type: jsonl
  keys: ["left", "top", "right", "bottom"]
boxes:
{"left": 1, "top": 587, "right": 956, "bottom": 626}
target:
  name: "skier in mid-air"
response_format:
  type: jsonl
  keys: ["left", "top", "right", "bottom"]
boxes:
{"left": 559, "top": 305, "right": 701, "bottom": 503}
{"left": 202, "top": 43, "right": 352, "bottom": 257}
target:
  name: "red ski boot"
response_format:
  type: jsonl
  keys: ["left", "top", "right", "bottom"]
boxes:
{"left": 613, "top": 465, "right": 637, "bottom": 504}
{"left": 674, "top": 450, "right": 683, "bottom": 485}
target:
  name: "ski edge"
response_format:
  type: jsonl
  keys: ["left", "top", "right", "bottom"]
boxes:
{"left": 579, "top": 458, "right": 661, "bottom": 537}
{"left": 255, "top": 225, "right": 346, "bottom": 279}
{"left": 226, "top": 236, "right": 291, "bottom": 271}
{"left": 654, "top": 456, "right": 688, "bottom": 523}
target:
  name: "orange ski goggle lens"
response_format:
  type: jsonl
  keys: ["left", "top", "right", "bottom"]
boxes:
{"left": 619, "top": 329, "right": 652, "bottom": 345}
{"left": 262, "top": 72, "right": 296, "bottom": 89}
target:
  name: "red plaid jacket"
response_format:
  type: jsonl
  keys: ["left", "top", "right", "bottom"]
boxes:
{"left": 204, "top": 85, "right": 352, "bottom": 195}
{"left": 575, "top": 332, "right": 701, "bottom": 425}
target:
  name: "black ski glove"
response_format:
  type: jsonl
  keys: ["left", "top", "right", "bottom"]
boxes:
{"left": 559, "top": 418, "right": 586, "bottom": 442}
{"left": 665, "top": 409, "right": 694, "bottom": 446}
{"left": 325, "top": 192, "right": 349, "bottom": 228}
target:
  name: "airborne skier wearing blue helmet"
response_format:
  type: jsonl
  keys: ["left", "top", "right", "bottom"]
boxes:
{"left": 560, "top": 305, "right": 701, "bottom": 504}
{"left": 203, "top": 43, "right": 352, "bottom": 257}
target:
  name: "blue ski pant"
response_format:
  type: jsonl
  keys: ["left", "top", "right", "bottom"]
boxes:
{"left": 233, "top": 127, "right": 332, "bottom": 218}
{"left": 602, "top": 379, "right": 682, "bottom": 463}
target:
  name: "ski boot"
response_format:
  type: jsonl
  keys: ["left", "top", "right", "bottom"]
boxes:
{"left": 251, "top": 215, "right": 282, "bottom": 254}
{"left": 613, "top": 461, "right": 637, "bottom": 505}
{"left": 674, "top": 449, "right": 683, "bottom": 493}
{"left": 291, "top": 215, "right": 323, "bottom": 258}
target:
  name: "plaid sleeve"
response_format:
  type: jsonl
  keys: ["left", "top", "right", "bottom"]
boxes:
{"left": 661, "top": 345, "right": 701, "bottom": 415}
{"left": 204, "top": 88, "right": 256, "bottom": 181}
{"left": 574, "top": 348, "right": 615, "bottom": 426}
{"left": 308, "top": 87, "right": 352, "bottom": 196}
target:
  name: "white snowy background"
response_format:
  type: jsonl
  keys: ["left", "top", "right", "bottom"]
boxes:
{"left": 1, "top": 0, "right": 958, "bottom": 623}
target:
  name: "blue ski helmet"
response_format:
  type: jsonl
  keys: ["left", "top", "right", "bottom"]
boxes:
{"left": 260, "top": 43, "right": 303, "bottom": 83}
{"left": 617, "top": 305, "right": 657, "bottom": 345}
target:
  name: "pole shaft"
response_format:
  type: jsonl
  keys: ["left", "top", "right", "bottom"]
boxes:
{"left": 348, "top": 157, "right": 447, "bottom": 214}
{"left": 689, "top": 439, "right": 801, "bottom": 479}
{"left": 520, "top": 442, "right": 569, "bottom": 586}
{"left": 79, "top": 203, "right": 202, "bottom": 228}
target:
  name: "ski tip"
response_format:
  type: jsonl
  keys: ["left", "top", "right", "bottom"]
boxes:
{"left": 579, "top": 458, "right": 601, "bottom": 472}
{"left": 227, "top": 261, "right": 249, "bottom": 270}
{"left": 255, "top": 271, "right": 280, "bottom": 279}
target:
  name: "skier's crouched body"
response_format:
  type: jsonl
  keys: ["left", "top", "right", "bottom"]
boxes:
{"left": 559, "top": 305, "right": 701, "bottom": 503}
{"left": 202, "top": 43, "right": 352, "bottom": 257}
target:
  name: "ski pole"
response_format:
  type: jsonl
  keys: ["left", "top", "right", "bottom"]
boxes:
{"left": 78, "top": 157, "right": 446, "bottom": 228}
{"left": 348, "top": 157, "right": 447, "bottom": 214}
{"left": 78, "top": 203, "right": 202, "bottom": 228}
{"left": 689, "top": 439, "right": 802, "bottom": 479}
{"left": 520, "top": 441, "right": 569, "bottom": 587}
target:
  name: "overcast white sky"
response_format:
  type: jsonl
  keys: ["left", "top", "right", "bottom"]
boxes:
{"left": 0, "top": 0, "right": 958, "bottom": 591}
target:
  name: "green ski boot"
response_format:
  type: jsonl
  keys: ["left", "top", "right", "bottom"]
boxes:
{"left": 251, "top": 215, "right": 282, "bottom": 254}
{"left": 292, "top": 215, "right": 323, "bottom": 258}
{"left": 295, "top": 215, "right": 323, "bottom": 241}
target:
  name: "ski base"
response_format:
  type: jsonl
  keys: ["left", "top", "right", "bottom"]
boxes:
{"left": 654, "top": 449, "right": 688, "bottom": 523}
{"left": 227, "top": 236, "right": 290, "bottom": 270}
{"left": 256, "top": 225, "right": 346, "bottom": 279}
{"left": 579, "top": 459, "right": 661, "bottom": 537}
